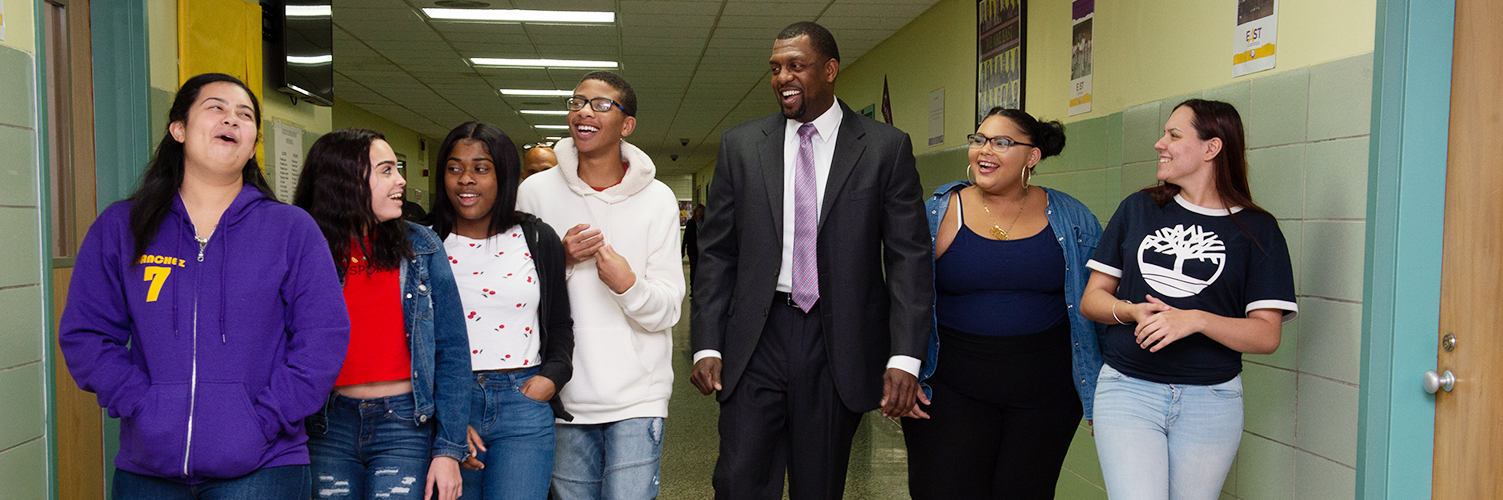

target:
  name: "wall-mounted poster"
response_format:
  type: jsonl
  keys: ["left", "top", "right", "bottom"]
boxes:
{"left": 1, "top": 2, "right": 6, "bottom": 41}
{"left": 977, "top": 0, "right": 1025, "bottom": 123}
{"left": 1233, "top": 0, "right": 1278, "bottom": 76}
{"left": 1069, "top": 0, "right": 1093, "bottom": 116}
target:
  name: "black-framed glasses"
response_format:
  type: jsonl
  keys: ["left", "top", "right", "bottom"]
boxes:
{"left": 967, "top": 133, "right": 1035, "bottom": 150}
{"left": 565, "top": 96, "right": 626, "bottom": 113}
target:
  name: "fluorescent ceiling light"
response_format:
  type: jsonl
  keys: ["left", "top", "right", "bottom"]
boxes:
{"left": 423, "top": 8, "right": 614, "bottom": 24}
{"left": 533, "top": 124, "right": 571, "bottom": 130}
{"left": 520, "top": 110, "right": 569, "bottom": 115}
{"left": 287, "top": 55, "right": 333, "bottom": 65}
{"left": 472, "top": 58, "right": 617, "bottom": 69}
{"left": 545, "top": 136, "right": 565, "bottom": 140}
{"left": 286, "top": 5, "right": 332, "bottom": 18}
{"left": 501, "top": 89, "right": 575, "bottom": 97}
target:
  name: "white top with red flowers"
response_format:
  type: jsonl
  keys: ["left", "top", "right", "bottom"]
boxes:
{"left": 444, "top": 226, "right": 542, "bottom": 371}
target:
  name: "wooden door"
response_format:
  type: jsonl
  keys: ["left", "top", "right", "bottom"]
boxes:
{"left": 1432, "top": 0, "right": 1503, "bottom": 497}
{"left": 45, "top": 0, "right": 105, "bottom": 498}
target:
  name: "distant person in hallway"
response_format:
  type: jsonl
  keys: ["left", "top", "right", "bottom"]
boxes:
{"left": 517, "top": 71, "right": 684, "bottom": 500}
{"left": 295, "top": 128, "right": 471, "bottom": 500}
{"left": 689, "top": 21, "right": 931, "bottom": 500}
{"left": 58, "top": 73, "right": 348, "bottom": 499}
{"left": 1080, "top": 99, "right": 1297, "bottom": 499}
{"left": 524, "top": 144, "right": 559, "bottom": 180}
{"left": 902, "top": 108, "right": 1103, "bottom": 500}
{"left": 429, "top": 121, "right": 575, "bottom": 500}
{"left": 682, "top": 203, "right": 705, "bottom": 293}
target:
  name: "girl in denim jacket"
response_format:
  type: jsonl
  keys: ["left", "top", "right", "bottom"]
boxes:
{"left": 295, "top": 128, "right": 472, "bottom": 500}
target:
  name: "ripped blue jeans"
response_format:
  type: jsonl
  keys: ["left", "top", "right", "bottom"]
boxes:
{"left": 308, "top": 393, "right": 434, "bottom": 499}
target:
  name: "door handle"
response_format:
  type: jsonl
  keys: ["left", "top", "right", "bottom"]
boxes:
{"left": 1423, "top": 370, "right": 1455, "bottom": 394}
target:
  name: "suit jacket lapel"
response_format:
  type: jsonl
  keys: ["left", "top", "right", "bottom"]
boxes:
{"left": 759, "top": 117, "right": 786, "bottom": 248}
{"left": 819, "top": 103, "right": 865, "bottom": 231}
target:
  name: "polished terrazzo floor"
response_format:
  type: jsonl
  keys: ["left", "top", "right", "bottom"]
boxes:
{"left": 657, "top": 267, "right": 912, "bottom": 499}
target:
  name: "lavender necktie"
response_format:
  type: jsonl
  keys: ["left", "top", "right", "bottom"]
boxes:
{"left": 791, "top": 123, "right": 819, "bottom": 312}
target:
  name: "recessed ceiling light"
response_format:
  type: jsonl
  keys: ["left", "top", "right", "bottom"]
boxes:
{"left": 520, "top": 110, "right": 568, "bottom": 115}
{"left": 534, "top": 124, "right": 571, "bottom": 130}
{"left": 285, "top": 5, "right": 331, "bottom": 18}
{"left": 287, "top": 54, "right": 333, "bottom": 65}
{"left": 501, "top": 89, "right": 574, "bottom": 97}
{"left": 472, "top": 58, "right": 617, "bottom": 69}
{"left": 422, "top": 8, "right": 614, "bottom": 24}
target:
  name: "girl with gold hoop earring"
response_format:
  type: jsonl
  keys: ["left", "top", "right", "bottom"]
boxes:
{"left": 903, "top": 107, "right": 1104, "bottom": 500}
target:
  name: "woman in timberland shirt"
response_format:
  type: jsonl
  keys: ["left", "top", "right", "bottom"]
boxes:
{"left": 1082, "top": 99, "right": 1298, "bottom": 499}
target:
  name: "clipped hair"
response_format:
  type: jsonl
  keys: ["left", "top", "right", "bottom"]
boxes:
{"left": 777, "top": 21, "right": 841, "bottom": 63}
{"left": 580, "top": 71, "right": 638, "bottom": 117}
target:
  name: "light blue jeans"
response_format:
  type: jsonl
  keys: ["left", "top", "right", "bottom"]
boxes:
{"left": 551, "top": 417, "right": 664, "bottom": 500}
{"left": 461, "top": 367, "right": 556, "bottom": 500}
{"left": 1092, "top": 363, "right": 1243, "bottom": 500}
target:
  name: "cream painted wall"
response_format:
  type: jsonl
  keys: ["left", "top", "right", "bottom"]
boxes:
{"left": 332, "top": 97, "right": 439, "bottom": 207}
{"left": 834, "top": 0, "right": 976, "bottom": 152}
{"left": 0, "top": 0, "right": 35, "bottom": 53}
{"left": 837, "top": 0, "right": 1376, "bottom": 130}
{"left": 1029, "top": 0, "right": 1376, "bottom": 121}
{"left": 148, "top": 0, "right": 175, "bottom": 91}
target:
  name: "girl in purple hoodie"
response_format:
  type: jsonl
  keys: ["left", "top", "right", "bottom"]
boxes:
{"left": 59, "top": 73, "right": 351, "bottom": 498}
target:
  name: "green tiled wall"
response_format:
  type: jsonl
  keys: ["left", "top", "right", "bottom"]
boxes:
{"left": 914, "top": 54, "right": 1373, "bottom": 500}
{"left": 0, "top": 44, "right": 52, "bottom": 500}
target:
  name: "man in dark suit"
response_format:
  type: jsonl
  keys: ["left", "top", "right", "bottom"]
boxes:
{"left": 689, "top": 21, "right": 932, "bottom": 500}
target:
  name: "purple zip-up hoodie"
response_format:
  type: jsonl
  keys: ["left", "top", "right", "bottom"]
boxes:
{"left": 60, "top": 185, "right": 350, "bottom": 483}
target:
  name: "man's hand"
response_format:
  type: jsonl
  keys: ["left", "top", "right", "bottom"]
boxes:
{"left": 562, "top": 224, "right": 604, "bottom": 267}
{"left": 691, "top": 357, "right": 723, "bottom": 395}
{"left": 521, "top": 376, "right": 557, "bottom": 402}
{"left": 879, "top": 368, "right": 919, "bottom": 418}
{"left": 595, "top": 245, "right": 637, "bottom": 294}
{"left": 425, "top": 456, "right": 462, "bottom": 500}
{"left": 461, "top": 426, "right": 486, "bottom": 470}
{"left": 905, "top": 389, "right": 931, "bottom": 420}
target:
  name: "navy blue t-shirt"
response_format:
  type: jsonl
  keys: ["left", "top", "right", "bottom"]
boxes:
{"left": 1088, "top": 192, "right": 1297, "bottom": 385}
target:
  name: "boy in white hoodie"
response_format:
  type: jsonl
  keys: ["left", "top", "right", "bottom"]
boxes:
{"left": 517, "top": 71, "right": 684, "bottom": 500}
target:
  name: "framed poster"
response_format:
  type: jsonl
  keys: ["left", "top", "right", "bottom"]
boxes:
{"left": 977, "top": 0, "right": 1025, "bottom": 124}
{"left": 1233, "top": 0, "right": 1278, "bottom": 76}
{"left": 1069, "top": 0, "right": 1094, "bottom": 116}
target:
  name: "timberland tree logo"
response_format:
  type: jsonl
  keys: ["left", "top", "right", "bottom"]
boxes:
{"left": 1136, "top": 224, "right": 1226, "bottom": 298}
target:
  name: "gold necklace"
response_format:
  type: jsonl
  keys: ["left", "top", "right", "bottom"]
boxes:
{"left": 978, "top": 186, "right": 1029, "bottom": 240}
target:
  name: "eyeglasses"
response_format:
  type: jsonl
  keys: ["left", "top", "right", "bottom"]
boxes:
{"left": 967, "top": 133, "right": 1035, "bottom": 150}
{"left": 564, "top": 96, "right": 626, "bottom": 113}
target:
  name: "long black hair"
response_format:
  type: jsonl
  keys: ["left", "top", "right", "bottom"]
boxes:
{"left": 128, "top": 73, "right": 273, "bottom": 263}
{"left": 292, "top": 128, "right": 412, "bottom": 278}
{"left": 428, "top": 122, "right": 524, "bottom": 240}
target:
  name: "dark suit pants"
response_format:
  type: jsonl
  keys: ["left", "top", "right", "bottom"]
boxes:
{"left": 713, "top": 295, "right": 863, "bottom": 500}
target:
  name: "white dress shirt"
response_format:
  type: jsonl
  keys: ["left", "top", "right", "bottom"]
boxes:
{"left": 695, "top": 99, "right": 919, "bottom": 378}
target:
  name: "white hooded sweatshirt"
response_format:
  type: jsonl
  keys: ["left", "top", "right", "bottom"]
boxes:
{"left": 516, "top": 138, "right": 684, "bottom": 424}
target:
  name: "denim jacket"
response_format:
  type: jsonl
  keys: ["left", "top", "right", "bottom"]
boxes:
{"left": 311, "top": 222, "right": 472, "bottom": 461}
{"left": 921, "top": 181, "right": 1105, "bottom": 419}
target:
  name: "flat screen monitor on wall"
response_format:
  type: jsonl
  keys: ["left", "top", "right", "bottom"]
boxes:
{"left": 265, "top": 0, "right": 334, "bottom": 106}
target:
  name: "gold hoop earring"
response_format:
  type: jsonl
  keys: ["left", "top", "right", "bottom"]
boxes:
{"left": 964, "top": 163, "right": 976, "bottom": 184}
{"left": 1021, "top": 165, "right": 1033, "bottom": 189}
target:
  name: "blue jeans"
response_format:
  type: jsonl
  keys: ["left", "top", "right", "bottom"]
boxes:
{"left": 307, "top": 393, "right": 435, "bottom": 499}
{"left": 1092, "top": 363, "right": 1244, "bottom": 500}
{"left": 112, "top": 465, "right": 311, "bottom": 499}
{"left": 551, "top": 417, "right": 664, "bottom": 500}
{"left": 461, "top": 367, "right": 556, "bottom": 500}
